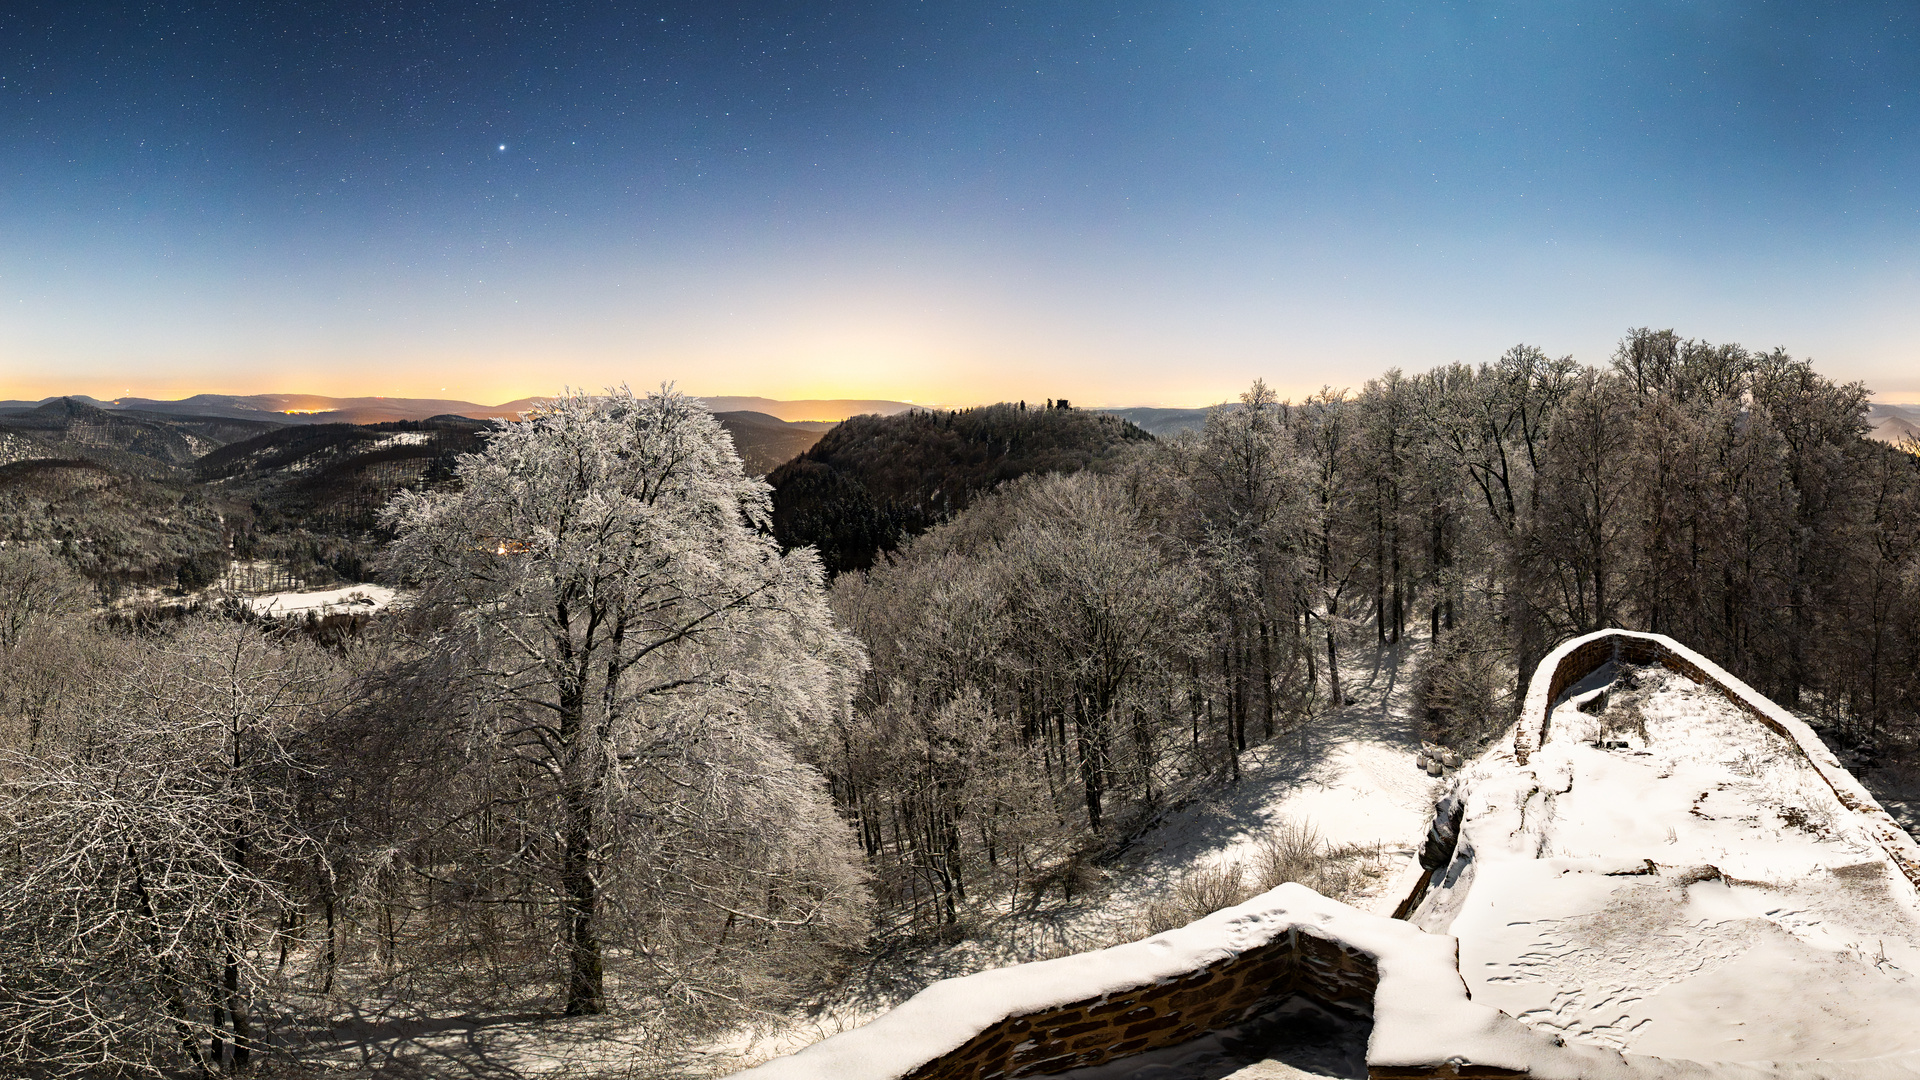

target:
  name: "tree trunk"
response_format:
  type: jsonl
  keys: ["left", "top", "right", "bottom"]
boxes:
{"left": 1258, "top": 616, "right": 1276, "bottom": 738}
{"left": 224, "top": 951, "right": 253, "bottom": 1071}
{"left": 1374, "top": 498, "right": 1387, "bottom": 644}
{"left": 557, "top": 668, "right": 605, "bottom": 1015}
{"left": 1390, "top": 517, "right": 1403, "bottom": 644}
{"left": 223, "top": 784, "right": 254, "bottom": 1073}
{"left": 322, "top": 897, "right": 336, "bottom": 995}
{"left": 208, "top": 999, "right": 226, "bottom": 1070}
{"left": 1325, "top": 625, "right": 1342, "bottom": 708}
{"left": 561, "top": 786, "right": 605, "bottom": 1015}
{"left": 130, "top": 854, "right": 209, "bottom": 1077}
{"left": 1075, "top": 696, "right": 1103, "bottom": 832}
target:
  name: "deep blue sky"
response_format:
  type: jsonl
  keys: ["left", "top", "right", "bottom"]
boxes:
{"left": 4, "top": 1, "right": 1917, "bottom": 404}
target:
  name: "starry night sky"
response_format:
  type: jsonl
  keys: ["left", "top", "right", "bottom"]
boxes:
{"left": 4, "top": 1, "right": 1918, "bottom": 404}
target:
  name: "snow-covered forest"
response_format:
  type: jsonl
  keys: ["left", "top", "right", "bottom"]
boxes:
{"left": 2, "top": 330, "right": 1919, "bottom": 1077}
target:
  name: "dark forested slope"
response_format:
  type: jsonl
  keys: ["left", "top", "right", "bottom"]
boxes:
{"left": 198, "top": 418, "right": 487, "bottom": 533}
{"left": 0, "top": 398, "right": 281, "bottom": 477}
{"left": 712, "top": 410, "right": 835, "bottom": 475}
{"left": 0, "top": 412, "right": 487, "bottom": 592}
{"left": 768, "top": 402, "right": 1152, "bottom": 572}
{"left": 0, "top": 459, "right": 232, "bottom": 588}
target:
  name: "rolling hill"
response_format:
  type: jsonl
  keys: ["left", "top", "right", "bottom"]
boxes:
{"left": 1869, "top": 403, "right": 1920, "bottom": 446}
{"left": 0, "top": 395, "right": 842, "bottom": 591}
{"left": 2, "top": 392, "right": 917, "bottom": 426}
{"left": 0, "top": 398, "right": 282, "bottom": 477}
{"left": 767, "top": 403, "right": 1153, "bottom": 573}
{"left": 0, "top": 394, "right": 863, "bottom": 477}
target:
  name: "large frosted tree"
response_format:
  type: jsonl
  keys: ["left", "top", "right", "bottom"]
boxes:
{"left": 379, "top": 386, "right": 866, "bottom": 1017}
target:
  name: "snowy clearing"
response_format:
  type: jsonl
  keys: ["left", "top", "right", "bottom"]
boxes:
{"left": 243, "top": 584, "right": 399, "bottom": 617}
{"left": 1088, "top": 641, "right": 1437, "bottom": 923}
{"left": 373, "top": 430, "right": 433, "bottom": 448}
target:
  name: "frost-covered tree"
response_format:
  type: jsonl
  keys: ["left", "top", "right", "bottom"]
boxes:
{"left": 0, "top": 622, "right": 332, "bottom": 1077}
{"left": 1001, "top": 473, "right": 1200, "bottom": 831}
{"left": 0, "top": 545, "right": 93, "bottom": 653}
{"left": 1171, "top": 380, "right": 1311, "bottom": 759}
{"left": 1297, "top": 388, "right": 1365, "bottom": 707}
{"left": 379, "top": 386, "right": 867, "bottom": 1017}
{"left": 1537, "top": 370, "right": 1636, "bottom": 632}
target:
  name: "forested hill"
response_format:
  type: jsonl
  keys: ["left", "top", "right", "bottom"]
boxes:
{"left": 0, "top": 397, "right": 280, "bottom": 477}
{"left": 0, "top": 400, "right": 848, "bottom": 592}
{"left": 768, "top": 402, "right": 1152, "bottom": 573}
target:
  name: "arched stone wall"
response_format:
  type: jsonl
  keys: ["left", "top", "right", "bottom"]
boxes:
{"left": 1513, "top": 629, "right": 1920, "bottom": 893}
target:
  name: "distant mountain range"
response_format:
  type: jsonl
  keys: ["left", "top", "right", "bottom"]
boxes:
{"left": 1869, "top": 402, "right": 1920, "bottom": 446}
{"left": 0, "top": 393, "right": 533, "bottom": 425}
{"left": 6, "top": 392, "right": 1908, "bottom": 446}
{"left": 1092, "top": 405, "right": 1231, "bottom": 436}
{"left": 0, "top": 394, "right": 887, "bottom": 478}
{"left": 694, "top": 396, "right": 918, "bottom": 422}
{"left": 0, "top": 392, "right": 933, "bottom": 476}
{"left": 0, "top": 392, "right": 919, "bottom": 426}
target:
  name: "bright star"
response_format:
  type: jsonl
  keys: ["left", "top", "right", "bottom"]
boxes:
{"left": 498, "top": 144, "right": 507, "bottom": 151}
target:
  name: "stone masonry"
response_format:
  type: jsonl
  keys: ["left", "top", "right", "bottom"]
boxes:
{"left": 900, "top": 929, "right": 1378, "bottom": 1080}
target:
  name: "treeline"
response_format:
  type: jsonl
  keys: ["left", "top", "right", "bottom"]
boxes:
{"left": 823, "top": 329, "right": 1920, "bottom": 927}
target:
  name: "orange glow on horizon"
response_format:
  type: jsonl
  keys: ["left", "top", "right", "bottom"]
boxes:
{"left": 2, "top": 362, "right": 1277, "bottom": 412}
{"left": 12, "top": 354, "right": 1912, "bottom": 414}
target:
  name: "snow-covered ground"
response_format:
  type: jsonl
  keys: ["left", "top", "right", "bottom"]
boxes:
{"left": 1090, "top": 642, "right": 1437, "bottom": 922}
{"left": 372, "top": 431, "right": 433, "bottom": 449}
{"left": 1417, "top": 661, "right": 1920, "bottom": 1063}
{"left": 243, "top": 584, "right": 399, "bottom": 617}
{"left": 712, "top": 640, "right": 1441, "bottom": 1075}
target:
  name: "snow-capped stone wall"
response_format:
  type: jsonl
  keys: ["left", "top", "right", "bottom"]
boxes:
{"left": 731, "top": 883, "right": 1569, "bottom": 1080}
{"left": 893, "top": 919, "right": 1379, "bottom": 1079}
{"left": 733, "top": 880, "right": 1912, "bottom": 1080}
{"left": 1514, "top": 629, "right": 1920, "bottom": 893}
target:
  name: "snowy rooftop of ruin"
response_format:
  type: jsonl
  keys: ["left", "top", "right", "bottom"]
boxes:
{"left": 1413, "top": 656, "right": 1920, "bottom": 1064}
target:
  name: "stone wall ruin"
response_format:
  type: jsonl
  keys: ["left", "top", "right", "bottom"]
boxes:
{"left": 731, "top": 631, "right": 1920, "bottom": 1080}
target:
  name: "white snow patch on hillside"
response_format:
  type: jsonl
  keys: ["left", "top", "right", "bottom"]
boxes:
{"left": 1419, "top": 662, "right": 1920, "bottom": 1063}
{"left": 244, "top": 584, "right": 397, "bottom": 617}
